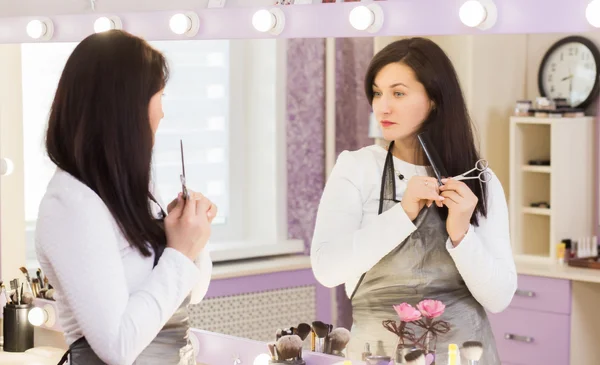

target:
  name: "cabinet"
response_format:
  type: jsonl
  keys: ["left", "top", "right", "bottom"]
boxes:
{"left": 488, "top": 274, "right": 571, "bottom": 365}
{"left": 509, "top": 116, "right": 595, "bottom": 262}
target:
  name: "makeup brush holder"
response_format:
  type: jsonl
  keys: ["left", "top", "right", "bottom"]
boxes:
{"left": 269, "top": 360, "right": 306, "bottom": 365}
{"left": 2, "top": 303, "right": 34, "bottom": 352}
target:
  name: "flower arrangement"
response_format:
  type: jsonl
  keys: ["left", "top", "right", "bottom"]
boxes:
{"left": 382, "top": 299, "right": 451, "bottom": 364}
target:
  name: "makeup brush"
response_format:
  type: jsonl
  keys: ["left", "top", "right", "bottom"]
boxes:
{"left": 19, "top": 267, "right": 33, "bottom": 292}
{"left": 326, "top": 327, "right": 351, "bottom": 356}
{"left": 21, "top": 291, "right": 34, "bottom": 305}
{"left": 45, "top": 288, "right": 56, "bottom": 300}
{"left": 311, "top": 321, "right": 330, "bottom": 352}
{"left": 36, "top": 269, "right": 44, "bottom": 289}
{"left": 1, "top": 283, "right": 10, "bottom": 304}
{"left": 295, "top": 323, "right": 312, "bottom": 341}
{"left": 267, "top": 343, "right": 277, "bottom": 360}
{"left": 31, "top": 278, "right": 40, "bottom": 298}
{"left": 275, "top": 335, "right": 304, "bottom": 360}
{"left": 404, "top": 349, "right": 425, "bottom": 365}
{"left": 462, "top": 341, "right": 483, "bottom": 365}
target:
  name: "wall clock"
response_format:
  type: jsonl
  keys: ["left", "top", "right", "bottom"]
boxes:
{"left": 538, "top": 35, "right": 600, "bottom": 109}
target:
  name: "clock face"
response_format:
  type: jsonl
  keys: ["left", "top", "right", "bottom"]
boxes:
{"left": 540, "top": 40, "right": 598, "bottom": 108}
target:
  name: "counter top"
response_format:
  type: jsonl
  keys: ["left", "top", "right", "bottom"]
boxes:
{"left": 515, "top": 255, "right": 600, "bottom": 283}
{"left": 0, "top": 346, "right": 64, "bottom": 365}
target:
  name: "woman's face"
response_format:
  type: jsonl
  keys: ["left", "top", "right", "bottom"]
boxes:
{"left": 148, "top": 90, "right": 164, "bottom": 137}
{"left": 371, "top": 62, "right": 433, "bottom": 142}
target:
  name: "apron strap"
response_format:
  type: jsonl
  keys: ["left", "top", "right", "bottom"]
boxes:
{"left": 350, "top": 141, "right": 399, "bottom": 301}
{"left": 57, "top": 337, "right": 88, "bottom": 365}
{"left": 148, "top": 192, "right": 167, "bottom": 268}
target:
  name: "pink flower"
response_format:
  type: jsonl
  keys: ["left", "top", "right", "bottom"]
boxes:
{"left": 393, "top": 303, "right": 422, "bottom": 322}
{"left": 417, "top": 299, "right": 445, "bottom": 319}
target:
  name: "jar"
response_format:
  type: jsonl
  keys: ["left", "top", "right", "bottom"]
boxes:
{"left": 514, "top": 100, "right": 532, "bottom": 116}
{"left": 553, "top": 98, "right": 570, "bottom": 109}
{"left": 535, "top": 97, "right": 555, "bottom": 110}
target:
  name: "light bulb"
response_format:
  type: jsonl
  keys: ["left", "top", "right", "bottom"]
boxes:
{"left": 169, "top": 12, "right": 199, "bottom": 36}
{"left": 0, "top": 158, "right": 14, "bottom": 176}
{"left": 252, "top": 9, "right": 276, "bottom": 32}
{"left": 26, "top": 19, "right": 52, "bottom": 40}
{"left": 28, "top": 307, "right": 47, "bottom": 326}
{"left": 253, "top": 353, "right": 271, "bottom": 365}
{"left": 349, "top": 5, "right": 374, "bottom": 31}
{"left": 587, "top": 0, "right": 600, "bottom": 27}
{"left": 459, "top": 0, "right": 487, "bottom": 27}
{"left": 94, "top": 16, "right": 121, "bottom": 33}
{"left": 458, "top": 0, "right": 497, "bottom": 30}
{"left": 170, "top": 13, "right": 192, "bottom": 35}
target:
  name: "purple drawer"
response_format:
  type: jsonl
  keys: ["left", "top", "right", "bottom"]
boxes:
{"left": 488, "top": 307, "right": 570, "bottom": 365}
{"left": 510, "top": 275, "right": 571, "bottom": 314}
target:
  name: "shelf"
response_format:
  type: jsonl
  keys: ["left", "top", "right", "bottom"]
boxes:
{"left": 522, "top": 165, "right": 551, "bottom": 173}
{"left": 523, "top": 207, "right": 551, "bottom": 216}
{"left": 511, "top": 116, "right": 593, "bottom": 125}
{"left": 512, "top": 117, "right": 552, "bottom": 125}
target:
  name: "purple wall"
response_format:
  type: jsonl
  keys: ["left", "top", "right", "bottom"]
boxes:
{"left": 335, "top": 37, "right": 374, "bottom": 157}
{"left": 286, "top": 38, "right": 326, "bottom": 254}
{"left": 333, "top": 37, "right": 374, "bottom": 330}
{"left": 285, "top": 37, "right": 373, "bottom": 329}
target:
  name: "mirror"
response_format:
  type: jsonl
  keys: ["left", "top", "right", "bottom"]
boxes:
{"left": 0, "top": 27, "right": 598, "bottom": 363}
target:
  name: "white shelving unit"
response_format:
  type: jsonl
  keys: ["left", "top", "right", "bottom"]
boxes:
{"left": 509, "top": 116, "right": 595, "bottom": 263}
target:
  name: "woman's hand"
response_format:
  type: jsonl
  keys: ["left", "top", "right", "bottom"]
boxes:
{"left": 401, "top": 176, "right": 445, "bottom": 221}
{"left": 167, "top": 191, "right": 218, "bottom": 223}
{"left": 440, "top": 178, "right": 477, "bottom": 246}
{"left": 164, "top": 191, "right": 216, "bottom": 261}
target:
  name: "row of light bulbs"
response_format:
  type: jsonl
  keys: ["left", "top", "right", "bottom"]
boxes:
{"left": 23, "top": 0, "right": 600, "bottom": 40}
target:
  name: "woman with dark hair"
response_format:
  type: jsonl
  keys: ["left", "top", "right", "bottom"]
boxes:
{"left": 311, "top": 38, "right": 515, "bottom": 364}
{"left": 35, "top": 30, "right": 215, "bottom": 365}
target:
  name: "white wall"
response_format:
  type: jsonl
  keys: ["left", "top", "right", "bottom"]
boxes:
{"left": 0, "top": 44, "right": 26, "bottom": 282}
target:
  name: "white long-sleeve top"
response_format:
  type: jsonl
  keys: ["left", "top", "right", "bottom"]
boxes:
{"left": 311, "top": 145, "right": 517, "bottom": 313}
{"left": 35, "top": 168, "right": 213, "bottom": 365}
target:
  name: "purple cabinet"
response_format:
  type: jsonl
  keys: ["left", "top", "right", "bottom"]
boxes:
{"left": 488, "top": 274, "right": 571, "bottom": 365}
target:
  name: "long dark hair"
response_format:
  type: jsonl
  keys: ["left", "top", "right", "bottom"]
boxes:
{"left": 46, "top": 30, "right": 169, "bottom": 256}
{"left": 364, "top": 37, "right": 487, "bottom": 226}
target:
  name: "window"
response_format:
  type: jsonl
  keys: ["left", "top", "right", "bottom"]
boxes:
{"left": 22, "top": 40, "right": 238, "bottom": 266}
{"left": 20, "top": 38, "right": 302, "bottom": 267}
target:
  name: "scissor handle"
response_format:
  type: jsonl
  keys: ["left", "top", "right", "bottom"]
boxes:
{"left": 475, "top": 159, "right": 489, "bottom": 171}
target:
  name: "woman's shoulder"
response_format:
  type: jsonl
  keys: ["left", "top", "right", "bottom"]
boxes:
{"left": 335, "top": 144, "right": 387, "bottom": 169}
{"left": 331, "top": 144, "right": 387, "bottom": 187}
{"left": 38, "top": 168, "right": 111, "bottom": 221}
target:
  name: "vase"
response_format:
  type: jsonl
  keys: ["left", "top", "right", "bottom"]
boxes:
{"left": 423, "top": 331, "right": 437, "bottom": 365}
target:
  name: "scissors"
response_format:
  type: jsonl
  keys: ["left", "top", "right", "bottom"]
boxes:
{"left": 451, "top": 159, "right": 493, "bottom": 183}
{"left": 180, "top": 139, "right": 190, "bottom": 200}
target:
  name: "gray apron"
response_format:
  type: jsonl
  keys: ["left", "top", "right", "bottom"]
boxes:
{"left": 346, "top": 142, "right": 500, "bottom": 365}
{"left": 63, "top": 295, "right": 195, "bottom": 365}
{"left": 58, "top": 195, "right": 196, "bottom": 365}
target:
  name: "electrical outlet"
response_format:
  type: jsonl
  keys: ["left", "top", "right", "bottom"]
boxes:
{"left": 207, "top": 0, "right": 226, "bottom": 8}
{"left": 293, "top": 0, "right": 316, "bottom": 4}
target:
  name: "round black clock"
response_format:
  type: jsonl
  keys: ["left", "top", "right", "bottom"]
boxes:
{"left": 538, "top": 36, "right": 600, "bottom": 109}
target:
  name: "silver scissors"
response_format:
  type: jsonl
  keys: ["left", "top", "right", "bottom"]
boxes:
{"left": 180, "top": 139, "right": 190, "bottom": 200}
{"left": 451, "top": 159, "right": 492, "bottom": 183}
